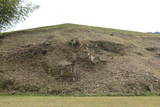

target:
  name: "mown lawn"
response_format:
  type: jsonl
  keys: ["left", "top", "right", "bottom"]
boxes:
{"left": 0, "top": 96, "right": 160, "bottom": 107}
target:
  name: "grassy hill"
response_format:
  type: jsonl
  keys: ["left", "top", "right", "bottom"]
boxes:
{"left": 0, "top": 23, "right": 160, "bottom": 95}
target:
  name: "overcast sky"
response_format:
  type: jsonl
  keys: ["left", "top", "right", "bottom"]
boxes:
{"left": 10, "top": 0, "right": 160, "bottom": 32}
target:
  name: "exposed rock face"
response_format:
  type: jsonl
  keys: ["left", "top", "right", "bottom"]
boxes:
{"left": 56, "top": 60, "right": 78, "bottom": 81}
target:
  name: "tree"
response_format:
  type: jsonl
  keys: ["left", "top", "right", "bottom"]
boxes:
{"left": 0, "top": 0, "right": 39, "bottom": 31}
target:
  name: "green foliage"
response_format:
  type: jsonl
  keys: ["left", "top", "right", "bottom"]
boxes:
{"left": 0, "top": 0, "right": 39, "bottom": 31}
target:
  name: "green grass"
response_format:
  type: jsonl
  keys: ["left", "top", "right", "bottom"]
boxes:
{"left": 1, "top": 23, "right": 160, "bottom": 38}
{"left": 0, "top": 96, "right": 160, "bottom": 107}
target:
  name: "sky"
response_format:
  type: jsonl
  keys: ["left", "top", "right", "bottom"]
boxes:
{"left": 10, "top": 0, "right": 160, "bottom": 32}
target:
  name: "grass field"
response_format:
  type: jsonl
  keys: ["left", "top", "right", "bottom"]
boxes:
{"left": 0, "top": 96, "right": 160, "bottom": 107}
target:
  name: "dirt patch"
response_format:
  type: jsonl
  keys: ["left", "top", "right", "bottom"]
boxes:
{"left": 145, "top": 47, "right": 160, "bottom": 52}
{"left": 41, "top": 60, "right": 78, "bottom": 82}
{"left": 88, "top": 40, "right": 129, "bottom": 55}
{"left": 0, "top": 42, "right": 53, "bottom": 62}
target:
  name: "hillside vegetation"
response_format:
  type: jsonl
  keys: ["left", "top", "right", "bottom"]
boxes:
{"left": 0, "top": 24, "right": 160, "bottom": 95}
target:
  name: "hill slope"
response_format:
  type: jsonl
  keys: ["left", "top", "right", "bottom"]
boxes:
{"left": 0, "top": 24, "right": 160, "bottom": 95}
